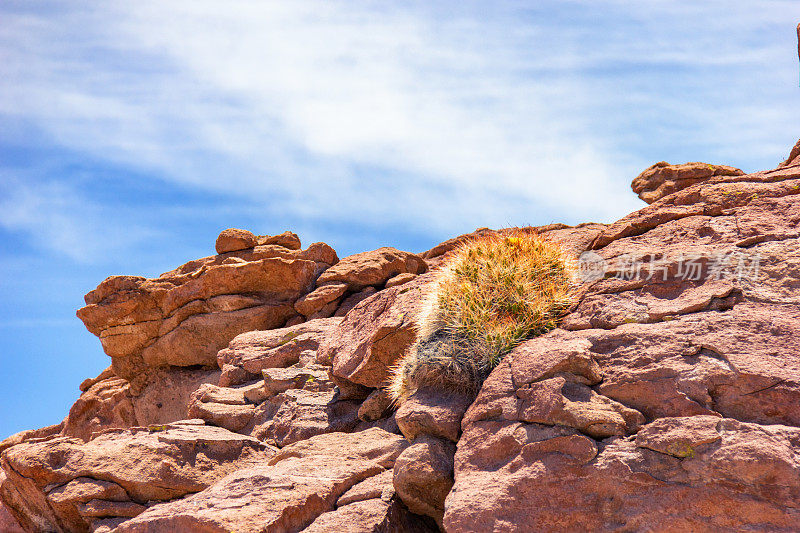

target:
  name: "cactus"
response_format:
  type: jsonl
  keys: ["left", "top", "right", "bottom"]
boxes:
{"left": 388, "top": 230, "right": 575, "bottom": 404}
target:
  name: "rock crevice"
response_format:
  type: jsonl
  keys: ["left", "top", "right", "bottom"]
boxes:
{"left": 4, "top": 140, "right": 800, "bottom": 532}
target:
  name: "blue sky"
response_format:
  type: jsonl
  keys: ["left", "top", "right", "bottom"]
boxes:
{"left": 1, "top": 1, "right": 799, "bottom": 439}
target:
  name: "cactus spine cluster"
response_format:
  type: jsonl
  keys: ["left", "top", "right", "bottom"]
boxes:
{"left": 388, "top": 230, "right": 575, "bottom": 404}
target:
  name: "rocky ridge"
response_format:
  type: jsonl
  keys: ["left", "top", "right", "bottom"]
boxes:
{"left": 2, "top": 139, "right": 800, "bottom": 531}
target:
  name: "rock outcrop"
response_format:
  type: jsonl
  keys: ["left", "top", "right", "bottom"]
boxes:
{"left": 631, "top": 161, "right": 744, "bottom": 204}
{"left": 443, "top": 140, "right": 800, "bottom": 531}
{"left": 112, "top": 429, "right": 434, "bottom": 533}
{"left": 319, "top": 273, "right": 433, "bottom": 389}
{"left": 294, "top": 247, "right": 428, "bottom": 320}
{"left": 1, "top": 420, "right": 270, "bottom": 532}
{"left": 75, "top": 232, "right": 338, "bottom": 387}
{"left": 780, "top": 138, "right": 800, "bottom": 167}
{"left": 3, "top": 138, "right": 800, "bottom": 532}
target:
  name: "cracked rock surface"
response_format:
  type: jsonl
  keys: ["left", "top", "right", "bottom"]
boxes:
{"left": 443, "top": 143, "right": 800, "bottom": 531}
{"left": 3, "top": 140, "right": 800, "bottom": 532}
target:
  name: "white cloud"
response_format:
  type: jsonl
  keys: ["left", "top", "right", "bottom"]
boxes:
{"left": 0, "top": 175, "right": 158, "bottom": 263}
{"left": 1, "top": 0, "right": 799, "bottom": 258}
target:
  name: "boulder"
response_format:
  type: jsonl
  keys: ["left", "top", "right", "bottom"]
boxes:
{"left": 319, "top": 273, "right": 435, "bottom": 388}
{"left": 295, "top": 282, "right": 348, "bottom": 317}
{"left": 76, "top": 240, "right": 337, "bottom": 383}
{"left": 215, "top": 228, "right": 258, "bottom": 254}
{"left": 631, "top": 161, "right": 744, "bottom": 204}
{"left": 357, "top": 389, "right": 393, "bottom": 423}
{"left": 257, "top": 230, "right": 302, "bottom": 250}
{"left": 0, "top": 421, "right": 271, "bottom": 532}
{"left": 385, "top": 272, "right": 417, "bottom": 288}
{"left": 316, "top": 247, "right": 427, "bottom": 292}
{"left": 113, "top": 429, "right": 409, "bottom": 532}
{"left": 393, "top": 435, "right": 455, "bottom": 526}
{"left": 395, "top": 387, "right": 473, "bottom": 443}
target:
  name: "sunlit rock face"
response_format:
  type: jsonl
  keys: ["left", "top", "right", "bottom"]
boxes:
{"left": 3, "top": 139, "right": 800, "bottom": 532}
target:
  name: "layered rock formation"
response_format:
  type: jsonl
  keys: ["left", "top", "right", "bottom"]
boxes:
{"left": 2, "top": 139, "right": 800, "bottom": 532}
{"left": 631, "top": 161, "right": 744, "bottom": 204}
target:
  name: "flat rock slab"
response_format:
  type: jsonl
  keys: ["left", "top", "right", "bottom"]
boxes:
{"left": 1, "top": 421, "right": 271, "bottom": 532}
{"left": 114, "top": 429, "right": 410, "bottom": 533}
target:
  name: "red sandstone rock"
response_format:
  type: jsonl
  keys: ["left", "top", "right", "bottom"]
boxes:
{"left": 334, "top": 286, "right": 377, "bottom": 317}
{"left": 393, "top": 435, "right": 454, "bottom": 526}
{"left": 76, "top": 241, "right": 336, "bottom": 383}
{"left": 336, "top": 468, "right": 395, "bottom": 506}
{"left": 186, "top": 383, "right": 256, "bottom": 433}
{"left": 395, "top": 387, "right": 472, "bottom": 443}
{"left": 78, "top": 366, "right": 114, "bottom": 392}
{"left": 63, "top": 367, "right": 219, "bottom": 441}
{"left": 217, "top": 318, "right": 341, "bottom": 387}
{"left": 255, "top": 389, "right": 361, "bottom": 446}
{"left": 215, "top": 228, "right": 258, "bottom": 253}
{"left": 257, "top": 230, "right": 302, "bottom": 250}
{"left": 0, "top": 422, "right": 63, "bottom": 455}
{"left": 444, "top": 152, "right": 800, "bottom": 531}
{"left": 320, "top": 273, "right": 435, "bottom": 388}
{"left": 631, "top": 161, "right": 744, "bottom": 204}
{"left": 0, "top": 472, "right": 24, "bottom": 533}
{"left": 295, "top": 282, "right": 348, "bottom": 317}
{"left": 62, "top": 375, "right": 136, "bottom": 441}
{"left": 262, "top": 365, "right": 331, "bottom": 397}
{"left": 780, "top": 137, "right": 800, "bottom": 167}
{"left": 385, "top": 272, "right": 417, "bottom": 288}
{"left": 7, "top": 139, "right": 800, "bottom": 533}
{"left": 113, "top": 429, "right": 409, "bottom": 532}
{"left": 307, "top": 297, "right": 342, "bottom": 320}
{"left": 357, "top": 388, "right": 393, "bottom": 422}
{"left": 303, "top": 497, "right": 429, "bottom": 533}
{"left": 316, "top": 247, "right": 427, "bottom": 292}
{"left": 0, "top": 421, "right": 271, "bottom": 532}
{"left": 445, "top": 417, "right": 800, "bottom": 531}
